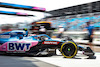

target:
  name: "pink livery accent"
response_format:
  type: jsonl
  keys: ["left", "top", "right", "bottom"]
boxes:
{"left": 16, "top": 12, "right": 28, "bottom": 15}
{"left": 0, "top": 40, "right": 38, "bottom": 52}
{"left": 32, "top": 7, "right": 46, "bottom": 11}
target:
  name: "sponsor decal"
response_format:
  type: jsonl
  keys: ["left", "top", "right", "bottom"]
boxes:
{"left": 7, "top": 43, "right": 31, "bottom": 51}
{"left": 42, "top": 41, "right": 59, "bottom": 45}
{"left": 0, "top": 35, "right": 10, "bottom": 38}
{"left": 28, "top": 34, "right": 36, "bottom": 36}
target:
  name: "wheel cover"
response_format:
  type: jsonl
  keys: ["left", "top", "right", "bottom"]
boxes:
{"left": 61, "top": 41, "right": 77, "bottom": 58}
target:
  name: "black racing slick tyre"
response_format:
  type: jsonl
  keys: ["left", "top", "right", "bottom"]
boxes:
{"left": 61, "top": 41, "right": 78, "bottom": 58}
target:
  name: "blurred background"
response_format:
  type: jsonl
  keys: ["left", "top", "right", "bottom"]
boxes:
{"left": 0, "top": 0, "right": 100, "bottom": 51}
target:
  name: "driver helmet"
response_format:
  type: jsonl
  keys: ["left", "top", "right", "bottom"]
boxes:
{"left": 23, "top": 28, "right": 27, "bottom": 31}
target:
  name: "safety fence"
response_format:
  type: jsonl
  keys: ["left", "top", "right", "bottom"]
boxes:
{"left": 53, "top": 31, "right": 100, "bottom": 46}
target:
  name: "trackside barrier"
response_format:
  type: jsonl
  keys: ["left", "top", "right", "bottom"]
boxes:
{"left": 74, "top": 40, "right": 100, "bottom": 46}
{"left": 53, "top": 31, "right": 100, "bottom": 46}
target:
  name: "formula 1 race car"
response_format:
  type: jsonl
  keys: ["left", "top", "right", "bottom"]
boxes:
{"left": 0, "top": 30, "right": 95, "bottom": 58}
{"left": 0, "top": 30, "right": 27, "bottom": 44}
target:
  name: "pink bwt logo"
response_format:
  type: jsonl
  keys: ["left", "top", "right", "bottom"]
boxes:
{"left": 7, "top": 43, "right": 31, "bottom": 51}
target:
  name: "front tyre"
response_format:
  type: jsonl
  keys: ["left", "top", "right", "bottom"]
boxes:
{"left": 61, "top": 41, "right": 77, "bottom": 58}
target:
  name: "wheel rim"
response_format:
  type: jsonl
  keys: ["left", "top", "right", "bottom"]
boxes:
{"left": 61, "top": 41, "right": 77, "bottom": 58}
{"left": 62, "top": 43, "right": 76, "bottom": 56}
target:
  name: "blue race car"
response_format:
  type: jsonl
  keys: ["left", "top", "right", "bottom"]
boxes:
{"left": 0, "top": 30, "right": 28, "bottom": 44}
{"left": 0, "top": 30, "right": 95, "bottom": 58}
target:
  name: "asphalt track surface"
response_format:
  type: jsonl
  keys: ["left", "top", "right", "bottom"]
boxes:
{"left": 0, "top": 55, "right": 58, "bottom": 67}
{"left": 34, "top": 52, "right": 100, "bottom": 67}
{"left": 0, "top": 51, "right": 100, "bottom": 67}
